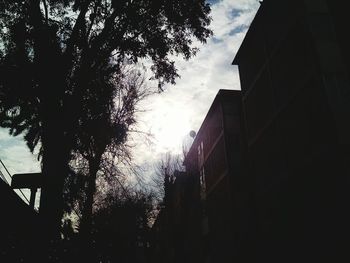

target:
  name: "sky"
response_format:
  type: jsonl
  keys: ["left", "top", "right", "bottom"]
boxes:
{"left": 0, "top": 0, "right": 260, "bottom": 202}
{"left": 132, "top": 0, "right": 260, "bottom": 170}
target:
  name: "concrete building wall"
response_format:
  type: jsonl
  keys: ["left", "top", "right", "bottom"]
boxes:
{"left": 233, "top": 0, "right": 350, "bottom": 262}
{"left": 184, "top": 90, "right": 243, "bottom": 263}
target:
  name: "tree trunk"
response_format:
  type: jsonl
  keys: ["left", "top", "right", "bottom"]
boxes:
{"left": 32, "top": 0, "right": 69, "bottom": 239}
{"left": 38, "top": 105, "right": 71, "bottom": 262}
{"left": 80, "top": 158, "right": 100, "bottom": 235}
{"left": 79, "top": 158, "right": 101, "bottom": 263}
{"left": 39, "top": 123, "right": 68, "bottom": 238}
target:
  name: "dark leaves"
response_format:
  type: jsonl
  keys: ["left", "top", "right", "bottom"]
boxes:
{"left": 0, "top": 0, "right": 212, "bottom": 228}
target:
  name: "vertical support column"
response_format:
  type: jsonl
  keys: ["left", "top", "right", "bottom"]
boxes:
{"left": 30, "top": 188, "right": 37, "bottom": 209}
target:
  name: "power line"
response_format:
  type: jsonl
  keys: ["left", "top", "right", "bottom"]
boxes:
{"left": 0, "top": 168, "right": 9, "bottom": 184}
{"left": 0, "top": 159, "right": 11, "bottom": 182}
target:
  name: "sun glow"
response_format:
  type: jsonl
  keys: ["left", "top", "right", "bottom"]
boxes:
{"left": 150, "top": 107, "right": 192, "bottom": 154}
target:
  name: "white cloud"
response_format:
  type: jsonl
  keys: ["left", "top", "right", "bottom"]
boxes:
{"left": 131, "top": 0, "right": 260, "bottom": 180}
{"left": 210, "top": 1, "right": 258, "bottom": 38}
{"left": 0, "top": 129, "right": 41, "bottom": 178}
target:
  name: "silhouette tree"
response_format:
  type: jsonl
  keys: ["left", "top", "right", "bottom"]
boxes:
{"left": 90, "top": 188, "right": 155, "bottom": 263}
{"left": 0, "top": 0, "right": 212, "bottom": 240}
{"left": 75, "top": 64, "right": 152, "bottom": 238}
{"left": 152, "top": 151, "right": 186, "bottom": 203}
{"left": 61, "top": 162, "right": 156, "bottom": 263}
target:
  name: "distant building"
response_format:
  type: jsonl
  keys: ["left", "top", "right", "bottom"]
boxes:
{"left": 233, "top": 0, "right": 350, "bottom": 261}
{"left": 151, "top": 89, "right": 244, "bottom": 263}
{"left": 0, "top": 179, "right": 40, "bottom": 262}
{"left": 184, "top": 89, "right": 244, "bottom": 263}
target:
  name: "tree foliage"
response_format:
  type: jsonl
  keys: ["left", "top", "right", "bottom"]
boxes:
{"left": 0, "top": 0, "right": 212, "bottom": 236}
{"left": 0, "top": 0, "right": 212, "bottom": 158}
{"left": 151, "top": 152, "right": 184, "bottom": 203}
{"left": 89, "top": 188, "right": 155, "bottom": 263}
{"left": 73, "top": 64, "right": 153, "bottom": 236}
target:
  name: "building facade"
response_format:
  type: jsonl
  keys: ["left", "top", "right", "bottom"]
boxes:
{"left": 184, "top": 89, "right": 244, "bottom": 263}
{"left": 233, "top": 0, "right": 350, "bottom": 261}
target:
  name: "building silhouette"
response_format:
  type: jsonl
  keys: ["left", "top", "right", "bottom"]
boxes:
{"left": 184, "top": 89, "right": 243, "bottom": 263}
{"left": 0, "top": 178, "right": 41, "bottom": 262}
{"left": 151, "top": 90, "right": 244, "bottom": 263}
{"left": 233, "top": 0, "right": 350, "bottom": 261}
{"left": 0, "top": 162, "right": 49, "bottom": 262}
